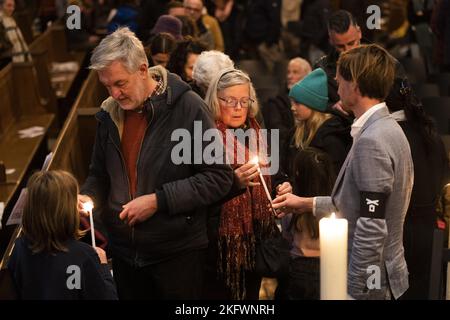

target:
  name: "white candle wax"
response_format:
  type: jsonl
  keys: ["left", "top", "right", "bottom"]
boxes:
{"left": 83, "top": 202, "right": 96, "bottom": 248}
{"left": 319, "top": 213, "right": 348, "bottom": 300}
{"left": 251, "top": 156, "right": 277, "bottom": 215}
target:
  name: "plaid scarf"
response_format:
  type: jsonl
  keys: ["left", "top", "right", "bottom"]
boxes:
{"left": 0, "top": 13, "right": 31, "bottom": 63}
{"left": 151, "top": 74, "right": 165, "bottom": 97}
{"left": 216, "top": 118, "right": 274, "bottom": 299}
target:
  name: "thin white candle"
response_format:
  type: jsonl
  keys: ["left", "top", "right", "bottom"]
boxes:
{"left": 251, "top": 156, "right": 277, "bottom": 215}
{"left": 82, "top": 201, "right": 96, "bottom": 247}
{"left": 319, "top": 212, "right": 348, "bottom": 300}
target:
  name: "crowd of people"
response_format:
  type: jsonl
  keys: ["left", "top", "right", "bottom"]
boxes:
{"left": 2, "top": 0, "right": 450, "bottom": 301}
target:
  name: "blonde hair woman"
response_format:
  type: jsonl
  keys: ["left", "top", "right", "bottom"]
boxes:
{"left": 7, "top": 170, "right": 117, "bottom": 300}
{"left": 278, "top": 68, "right": 351, "bottom": 181}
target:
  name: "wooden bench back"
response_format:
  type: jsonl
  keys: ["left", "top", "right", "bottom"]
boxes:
{"left": 0, "top": 63, "right": 47, "bottom": 138}
{"left": 48, "top": 69, "right": 107, "bottom": 182}
{"left": 29, "top": 23, "right": 72, "bottom": 65}
{"left": 77, "top": 70, "right": 108, "bottom": 109}
{"left": 13, "top": 10, "right": 34, "bottom": 44}
{"left": 30, "top": 48, "right": 58, "bottom": 115}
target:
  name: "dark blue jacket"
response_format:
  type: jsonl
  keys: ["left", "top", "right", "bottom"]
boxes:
{"left": 107, "top": 4, "right": 139, "bottom": 34}
{"left": 8, "top": 237, "right": 117, "bottom": 300}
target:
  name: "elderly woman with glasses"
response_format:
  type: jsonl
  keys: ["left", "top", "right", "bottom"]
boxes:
{"left": 202, "top": 68, "right": 291, "bottom": 300}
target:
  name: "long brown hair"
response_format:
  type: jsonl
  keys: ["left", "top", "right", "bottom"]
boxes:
{"left": 291, "top": 147, "right": 336, "bottom": 239}
{"left": 22, "top": 170, "right": 85, "bottom": 254}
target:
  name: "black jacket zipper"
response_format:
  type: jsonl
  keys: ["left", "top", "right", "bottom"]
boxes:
{"left": 132, "top": 101, "right": 155, "bottom": 264}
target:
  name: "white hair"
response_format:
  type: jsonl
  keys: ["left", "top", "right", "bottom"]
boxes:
{"left": 192, "top": 50, "right": 234, "bottom": 93}
{"left": 289, "top": 57, "right": 312, "bottom": 76}
{"left": 89, "top": 27, "right": 148, "bottom": 72}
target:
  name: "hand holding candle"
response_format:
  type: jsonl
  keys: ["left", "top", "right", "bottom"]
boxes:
{"left": 234, "top": 161, "right": 260, "bottom": 188}
{"left": 319, "top": 212, "right": 348, "bottom": 300}
{"left": 82, "top": 201, "right": 96, "bottom": 248}
{"left": 251, "top": 156, "right": 278, "bottom": 216}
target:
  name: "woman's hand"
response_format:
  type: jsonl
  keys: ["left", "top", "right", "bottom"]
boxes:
{"left": 234, "top": 162, "right": 260, "bottom": 188}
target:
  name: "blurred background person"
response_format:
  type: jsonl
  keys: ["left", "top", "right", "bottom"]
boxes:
{"left": 107, "top": 0, "right": 139, "bottom": 34}
{"left": 192, "top": 49, "right": 234, "bottom": 97}
{"left": 145, "top": 32, "right": 178, "bottom": 67}
{"left": 262, "top": 57, "right": 311, "bottom": 155}
{"left": 0, "top": 0, "right": 31, "bottom": 65}
{"left": 166, "top": 36, "right": 207, "bottom": 83}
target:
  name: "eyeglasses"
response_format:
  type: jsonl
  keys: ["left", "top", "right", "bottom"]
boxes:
{"left": 219, "top": 96, "right": 254, "bottom": 109}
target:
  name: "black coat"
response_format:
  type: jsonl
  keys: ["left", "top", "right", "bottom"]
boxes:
{"left": 244, "top": 0, "right": 281, "bottom": 45}
{"left": 274, "top": 115, "right": 351, "bottom": 189}
{"left": 81, "top": 71, "right": 234, "bottom": 266}
{"left": 399, "top": 120, "right": 449, "bottom": 299}
{"left": 261, "top": 93, "right": 295, "bottom": 153}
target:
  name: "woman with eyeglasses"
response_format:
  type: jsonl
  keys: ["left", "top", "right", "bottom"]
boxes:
{"left": 202, "top": 68, "right": 291, "bottom": 300}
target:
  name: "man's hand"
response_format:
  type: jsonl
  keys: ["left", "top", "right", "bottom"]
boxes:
{"left": 78, "top": 194, "right": 94, "bottom": 217}
{"left": 119, "top": 194, "right": 158, "bottom": 227}
{"left": 272, "top": 193, "right": 314, "bottom": 215}
{"left": 234, "top": 162, "right": 260, "bottom": 188}
{"left": 276, "top": 182, "right": 292, "bottom": 196}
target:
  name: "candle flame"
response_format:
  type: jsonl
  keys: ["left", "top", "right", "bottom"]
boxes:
{"left": 251, "top": 156, "right": 259, "bottom": 165}
{"left": 82, "top": 201, "right": 94, "bottom": 213}
{"left": 330, "top": 212, "right": 336, "bottom": 219}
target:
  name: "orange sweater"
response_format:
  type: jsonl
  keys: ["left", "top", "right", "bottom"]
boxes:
{"left": 121, "top": 110, "right": 148, "bottom": 198}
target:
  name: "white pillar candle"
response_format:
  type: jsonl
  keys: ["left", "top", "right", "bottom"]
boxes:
{"left": 82, "top": 201, "right": 96, "bottom": 248}
{"left": 319, "top": 212, "right": 348, "bottom": 300}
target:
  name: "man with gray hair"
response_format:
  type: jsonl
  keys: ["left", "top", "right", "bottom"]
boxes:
{"left": 78, "top": 27, "right": 233, "bottom": 299}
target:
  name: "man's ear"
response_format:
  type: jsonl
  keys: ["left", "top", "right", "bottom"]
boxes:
{"left": 352, "top": 82, "right": 361, "bottom": 95}
{"left": 139, "top": 63, "right": 148, "bottom": 78}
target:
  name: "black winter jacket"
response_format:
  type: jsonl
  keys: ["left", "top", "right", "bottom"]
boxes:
{"left": 81, "top": 67, "right": 234, "bottom": 266}
{"left": 274, "top": 115, "right": 351, "bottom": 189}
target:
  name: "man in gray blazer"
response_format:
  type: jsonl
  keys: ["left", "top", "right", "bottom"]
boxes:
{"left": 273, "top": 44, "right": 414, "bottom": 300}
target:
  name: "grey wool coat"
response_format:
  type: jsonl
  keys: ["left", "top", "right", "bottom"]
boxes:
{"left": 315, "top": 105, "right": 414, "bottom": 300}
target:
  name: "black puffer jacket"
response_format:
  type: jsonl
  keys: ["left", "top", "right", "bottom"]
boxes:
{"left": 81, "top": 67, "right": 234, "bottom": 267}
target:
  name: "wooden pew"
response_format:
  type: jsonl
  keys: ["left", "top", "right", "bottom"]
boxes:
{"left": 49, "top": 69, "right": 107, "bottom": 181}
{"left": 29, "top": 22, "right": 88, "bottom": 123}
{"left": 14, "top": 9, "right": 34, "bottom": 44}
{"left": 0, "top": 69, "right": 106, "bottom": 283}
{"left": 0, "top": 62, "right": 55, "bottom": 210}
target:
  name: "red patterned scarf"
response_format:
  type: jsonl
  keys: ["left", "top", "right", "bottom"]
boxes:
{"left": 216, "top": 118, "right": 274, "bottom": 299}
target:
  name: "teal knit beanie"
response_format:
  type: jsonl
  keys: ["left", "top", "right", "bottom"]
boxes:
{"left": 289, "top": 68, "right": 329, "bottom": 112}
